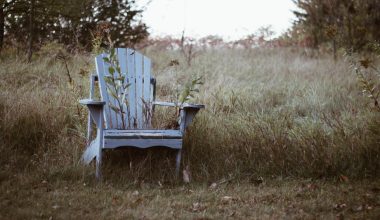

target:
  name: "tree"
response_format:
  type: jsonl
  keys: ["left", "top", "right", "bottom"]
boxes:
{"left": 91, "top": 0, "right": 148, "bottom": 48}
{"left": 27, "top": 0, "right": 34, "bottom": 61}
{"left": 2, "top": 0, "right": 148, "bottom": 53}
{"left": 0, "top": 0, "right": 19, "bottom": 51}
{"left": 292, "top": 0, "right": 380, "bottom": 51}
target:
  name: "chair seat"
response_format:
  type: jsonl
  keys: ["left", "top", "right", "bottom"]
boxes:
{"left": 103, "top": 129, "right": 183, "bottom": 149}
{"left": 104, "top": 129, "right": 183, "bottom": 139}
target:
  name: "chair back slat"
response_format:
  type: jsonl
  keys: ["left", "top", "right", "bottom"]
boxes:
{"left": 126, "top": 48, "right": 137, "bottom": 128}
{"left": 95, "top": 48, "right": 154, "bottom": 129}
{"left": 143, "top": 56, "right": 152, "bottom": 126}
{"left": 96, "top": 55, "right": 121, "bottom": 128}
{"left": 135, "top": 51, "right": 144, "bottom": 128}
{"left": 116, "top": 48, "right": 129, "bottom": 127}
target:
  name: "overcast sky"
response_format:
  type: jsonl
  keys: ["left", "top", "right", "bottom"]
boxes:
{"left": 138, "top": 0, "right": 297, "bottom": 40}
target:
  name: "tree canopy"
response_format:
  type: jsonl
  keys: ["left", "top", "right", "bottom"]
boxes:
{"left": 0, "top": 0, "right": 148, "bottom": 52}
{"left": 292, "top": 0, "right": 380, "bottom": 51}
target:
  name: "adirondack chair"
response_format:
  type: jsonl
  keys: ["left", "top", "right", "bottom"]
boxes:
{"left": 80, "top": 48, "right": 204, "bottom": 179}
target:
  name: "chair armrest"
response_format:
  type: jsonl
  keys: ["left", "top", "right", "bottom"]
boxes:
{"left": 181, "top": 103, "right": 205, "bottom": 109}
{"left": 153, "top": 101, "right": 205, "bottom": 109}
{"left": 152, "top": 101, "right": 204, "bottom": 133}
{"left": 79, "top": 99, "right": 106, "bottom": 106}
{"left": 79, "top": 99, "right": 105, "bottom": 128}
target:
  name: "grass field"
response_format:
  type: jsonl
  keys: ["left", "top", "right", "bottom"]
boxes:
{"left": 0, "top": 46, "right": 379, "bottom": 219}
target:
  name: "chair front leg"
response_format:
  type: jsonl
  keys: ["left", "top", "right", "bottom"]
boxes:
{"left": 175, "top": 149, "right": 182, "bottom": 178}
{"left": 86, "top": 105, "right": 104, "bottom": 180}
{"left": 95, "top": 110, "right": 103, "bottom": 180}
{"left": 86, "top": 74, "right": 96, "bottom": 145}
{"left": 86, "top": 112, "right": 93, "bottom": 145}
{"left": 179, "top": 107, "right": 201, "bottom": 134}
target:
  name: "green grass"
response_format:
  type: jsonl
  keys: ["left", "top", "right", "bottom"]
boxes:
{"left": 1, "top": 176, "right": 379, "bottom": 219}
{"left": 0, "top": 46, "right": 379, "bottom": 218}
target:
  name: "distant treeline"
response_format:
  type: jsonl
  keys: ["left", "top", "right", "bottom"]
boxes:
{"left": 287, "top": 0, "right": 380, "bottom": 51}
{"left": 0, "top": 0, "right": 148, "bottom": 56}
{"left": 1, "top": 0, "right": 380, "bottom": 57}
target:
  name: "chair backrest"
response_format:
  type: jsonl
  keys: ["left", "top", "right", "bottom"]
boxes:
{"left": 95, "top": 48, "right": 155, "bottom": 129}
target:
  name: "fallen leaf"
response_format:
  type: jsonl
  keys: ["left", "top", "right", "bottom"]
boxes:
{"left": 209, "top": 183, "right": 217, "bottom": 190}
{"left": 133, "top": 197, "right": 143, "bottom": 205}
{"left": 191, "top": 202, "right": 206, "bottom": 212}
{"left": 306, "top": 183, "right": 318, "bottom": 190}
{"left": 228, "top": 211, "right": 236, "bottom": 217}
{"left": 132, "top": 190, "right": 139, "bottom": 196}
{"left": 359, "top": 58, "right": 372, "bottom": 69}
{"left": 333, "top": 203, "right": 347, "bottom": 210}
{"left": 352, "top": 205, "right": 363, "bottom": 212}
{"left": 340, "top": 175, "right": 349, "bottom": 182}
{"left": 336, "top": 213, "right": 344, "bottom": 220}
{"left": 112, "top": 197, "right": 120, "bottom": 205}
{"left": 251, "top": 177, "right": 264, "bottom": 186}
{"left": 221, "top": 196, "right": 234, "bottom": 204}
{"left": 192, "top": 202, "right": 200, "bottom": 212}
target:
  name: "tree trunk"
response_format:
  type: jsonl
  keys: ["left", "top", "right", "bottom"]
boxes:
{"left": 333, "top": 39, "right": 337, "bottom": 62}
{"left": 347, "top": 15, "right": 353, "bottom": 49}
{"left": 0, "top": 5, "right": 4, "bottom": 53}
{"left": 27, "top": 0, "right": 34, "bottom": 62}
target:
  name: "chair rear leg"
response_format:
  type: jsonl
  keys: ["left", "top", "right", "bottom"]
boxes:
{"left": 175, "top": 149, "right": 182, "bottom": 178}
{"left": 95, "top": 114, "right": 104, "bottom": 181}
{"left": 95, "top": 137, "right": 102, "bottom": 180}
{"left": 95, "top": 153, "right": 102, "bottom": 180}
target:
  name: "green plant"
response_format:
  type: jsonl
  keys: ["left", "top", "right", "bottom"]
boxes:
{"left": 90, "top": 25, "right": 131, "bottom": 129}
{"left": 178, "top": 75, "right": 203, "bottom": 106}
{"left": 102, "top": 47, "right": 130, "bottom": 129}
{"left": 345, "top": 46, "right": 380, "bottom": 112}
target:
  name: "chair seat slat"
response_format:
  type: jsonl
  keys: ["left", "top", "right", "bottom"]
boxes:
{"left": 104, "top": 129, "right": 182, "bottom": 139}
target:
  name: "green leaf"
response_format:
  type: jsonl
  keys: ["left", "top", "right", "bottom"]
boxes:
{"left": 104, "top": 76, "right": 113, "bottom": 85}
{"left": 108, "top": 67, "right": 115, "bottom": 75}
{"left": 116, "top": 76, "right": 125, "bottom": 81}
{"left": 109, "top": 90, "right": 119, "bottom": 100}
{"left": 103, "top": 57, "right": 110, "bottom": 63}
{"left": 111, "top": 48, "right": 115, "bottom": 58}
{"left": 123, "top": 83, "right": 131, "bottom": 90}
{"left": 109, "top": 104, "right": 120, "bottom": 113}
{"left": 116, "top": 66, "right": 121, "bottom": 75}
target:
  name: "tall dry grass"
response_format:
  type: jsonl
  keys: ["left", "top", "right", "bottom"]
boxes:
{"left": 149, "top": 47, "right": 380, "bottom": 180}
{"left": 0, "top": 46, "right": 379, "bottom": 184}
{"left": 0, "top": 48, "right": 90, "bottom": 183}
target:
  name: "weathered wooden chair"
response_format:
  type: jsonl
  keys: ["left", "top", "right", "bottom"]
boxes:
{"left": 80, "top": 48, "right": 204, "bottom": 179}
